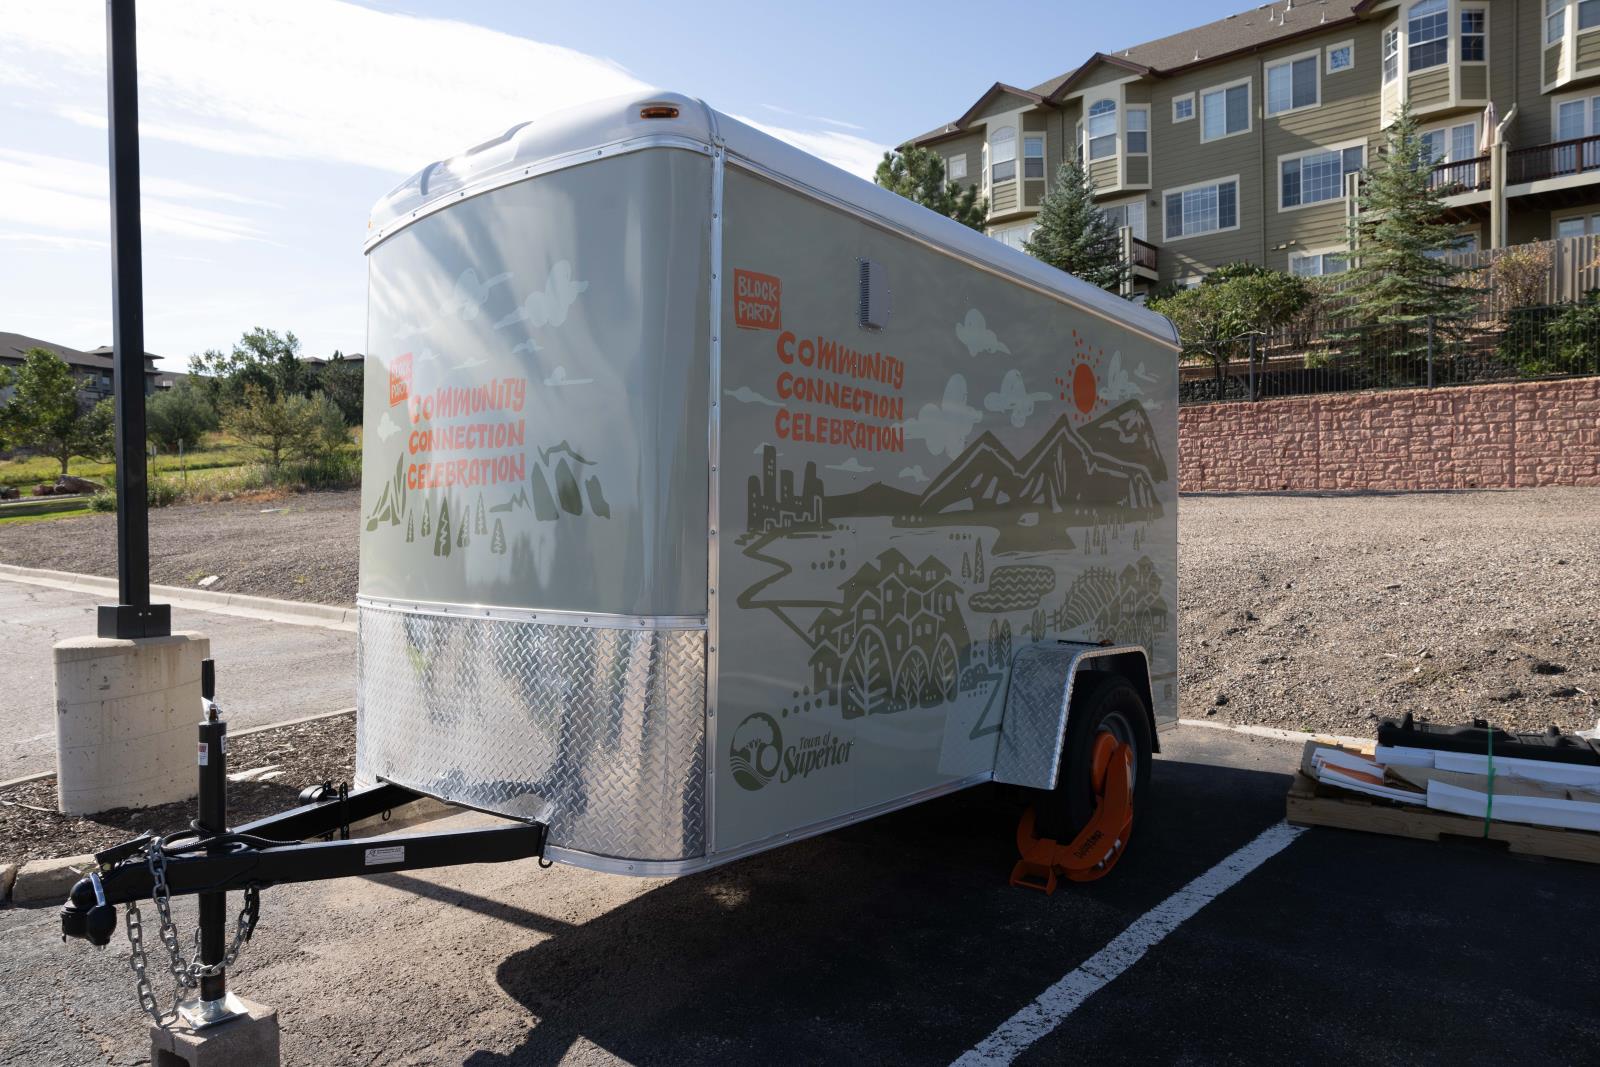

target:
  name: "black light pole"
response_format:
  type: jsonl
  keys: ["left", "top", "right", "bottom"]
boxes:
{"left": 100, "top": 0, "right": 169, "bottom": 640}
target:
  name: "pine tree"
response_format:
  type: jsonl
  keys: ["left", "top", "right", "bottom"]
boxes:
{"left": 1023, "top": 160, "right": 1130, "bottom": 293}
{"left": 875, "top": 146, "right": 987, "bottom": 230}
{"left": 491, "top": 518, "right": 506, "bottom": 555}
{"left": 973, "top": 541, "right": 986, "bottom": 585}
{"left": 475, "top": 493, "right": 487, "bottom": 535}
{"left": 433, "top": 498, "right": 451, "bottom": 557}
{"left": 1339, "top": 103, "right": 1481, "bottom": 356}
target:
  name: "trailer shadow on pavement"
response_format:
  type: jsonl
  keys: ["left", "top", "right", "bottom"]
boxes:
{"left": 459, "top": 745, "right": 1298, "bottom": 1067}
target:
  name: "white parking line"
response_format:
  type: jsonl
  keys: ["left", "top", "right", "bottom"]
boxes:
{"left": 952, "top": 821, "right": 1307, "bottom": 1066}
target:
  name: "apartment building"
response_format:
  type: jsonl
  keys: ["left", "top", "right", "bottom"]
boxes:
{"left": 908, "top": 0, "right": 1600, "bottom": 292}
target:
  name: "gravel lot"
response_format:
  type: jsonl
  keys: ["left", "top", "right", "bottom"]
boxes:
{"left": 3, "top": 486, "right": 1596, "bottom": 737}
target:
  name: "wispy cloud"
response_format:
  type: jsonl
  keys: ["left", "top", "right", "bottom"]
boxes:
{"left": 761, "top": 103, "right": 866, "bottom": 132}
{"left": 0, "top": 150, "right": 269, "bottom": 243}
{"left": 732, "top": 114, "right": 886, "bottom": 179}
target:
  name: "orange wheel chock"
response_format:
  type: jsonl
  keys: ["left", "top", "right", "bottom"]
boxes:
{"left": 1009, "top": 735, "right": 1134, "bottom": 894}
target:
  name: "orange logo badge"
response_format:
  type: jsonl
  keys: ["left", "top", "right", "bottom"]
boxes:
{"left": 389, "top": 352, "right": 412, "bottom": 407}
{"left": 734, "top": 269, "right": 782, "bottom": 330}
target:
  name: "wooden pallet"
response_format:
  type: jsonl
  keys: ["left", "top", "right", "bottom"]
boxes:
{"left": 1285, "top": 746, "right": 1600, "bottom": 866}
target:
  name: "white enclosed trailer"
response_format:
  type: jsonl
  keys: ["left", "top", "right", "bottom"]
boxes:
{"left": 354, "top": 92, "right": 1180, "bottom": 880}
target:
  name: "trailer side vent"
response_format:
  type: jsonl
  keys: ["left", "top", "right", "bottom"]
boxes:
{"left": 857, "top": 259, "right": 891, "bottom": 331}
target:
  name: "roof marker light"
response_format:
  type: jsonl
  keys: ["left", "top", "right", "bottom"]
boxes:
{"left": 640, "top": 104, "right": 680, "bottom": 119}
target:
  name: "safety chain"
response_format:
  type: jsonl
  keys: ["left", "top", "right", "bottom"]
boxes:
{"left": 122, "top": 840, "right": 261, "bottom": 1027}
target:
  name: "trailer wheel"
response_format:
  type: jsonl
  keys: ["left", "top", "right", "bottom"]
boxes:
{"left": 1035, "top": 671, "right": 1152, "bottom": 844}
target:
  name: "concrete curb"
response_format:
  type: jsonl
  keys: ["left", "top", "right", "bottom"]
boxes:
{"left": 0, "top": 563, "right": 356, "bottom": 632}
{"left": 11, "top": 853, "right": 93, "bottom": 905}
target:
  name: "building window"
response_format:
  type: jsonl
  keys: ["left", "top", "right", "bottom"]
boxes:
{"left": 1556, "top": 213, "right": 1600, "bottom": 238}
{"left": 1200, "top": 80, "right": 1250, "bottom": 141}
{"left": 1289, "top": 250, "right": 1349, "bottom": 277}
{"left": 1583, "top": 0, "right": 1600, "bottom": 30}
{"left": 991, "top": 126, "right": 1016, "bottom": 183}
{"left": 1100, "top": 199, "right": 1148, "bottom": 241}
{"left": 1424, "top": 233, "right": 1480, "bottom": 258}
{"left": 1409, "top": 0, "right": 1449, "bottom": 71}
{"left": 1460, "top": 9, "right": 1486, "bottom": 61}
{"left": 1127, "top": 108, "right": 1149, "bottom": 154}
{"left": 1548, "top": 0, "right": 1566, "bottom": 45}
{"left": 947, "top": 153, "right": 967, "bottom": 181}
{"left": 1326, "top": 40, "right": 1355, "bottom": 73}
{"left": 1023, "top": 136, "right": 1045, "bottom": 178}
{"left": 1383, "top": 27, "right": 1401, "bottom": 83}
{"left": 990, "top": 221, "right": 1037, "bottom": 250}
{"left": 1281, "top": 144, "right": 1364, "bottom": 208}
{"left": 1266, "top": 52, "right": 1319, "bottom": 115}
{"left": 1087, "top": 99, "right": 1117, "bottom": 160}
{"left": 1164, "top": 177, "right": 1239, "bottom": 240}
{"left": 1173, "top": 94, "right": 1195, "bottom": 122}
{"left": 1420, "top": 121, "right": 1479, "bottom": 178}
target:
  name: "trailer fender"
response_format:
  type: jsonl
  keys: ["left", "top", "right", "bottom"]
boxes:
{"left": 992, "top": 642, "right": 1157, "bottom": 790}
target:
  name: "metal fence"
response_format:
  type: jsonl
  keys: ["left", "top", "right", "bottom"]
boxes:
{"left": 1179, "top": 302, "right": 1600, "bottom": 405}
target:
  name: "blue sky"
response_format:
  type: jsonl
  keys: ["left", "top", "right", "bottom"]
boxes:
{"left": 0, "top": 0, "right": 1252, "bottom": 370}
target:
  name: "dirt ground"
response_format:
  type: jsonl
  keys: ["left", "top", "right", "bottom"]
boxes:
{"left": 3, "top": 486, "right": 1596, "bottom": 737}
{"left": 0, "top": 714, "right": 355, "bottom": 867}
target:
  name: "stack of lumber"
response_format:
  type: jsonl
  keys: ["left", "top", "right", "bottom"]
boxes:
{"left": 1285, "top": 719, "right": 1600, "bottom": 864}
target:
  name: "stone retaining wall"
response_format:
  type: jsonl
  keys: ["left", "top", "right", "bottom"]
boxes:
{"left": 1178, "top": 377, "right": 1600, "bottom": 492}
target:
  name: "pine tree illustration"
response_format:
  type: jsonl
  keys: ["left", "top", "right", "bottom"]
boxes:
{"left": 961, "top": 552, "right": 971, "bottom": 580}
{"left": 421, "top": 503, "right": 431, "bottom": 538}
{"left": 974, "top": 541, "right": 986, "bottom": 585}
{"left": 491, "top": 518, "right": 506, "bottom": 555}
{"left": 434, "top": 497, "right": 452, "bottom": 557}
{"left": 457, "top": 502, "right": 471, "bottom": 548}
{"left": 475, "top": 494, "right": 487, "bottom": 535}
{"left": 406, "top": 515, "right": 414, "bottom": 543}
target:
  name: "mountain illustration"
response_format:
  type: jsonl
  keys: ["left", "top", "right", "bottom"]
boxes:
{"left": 1078, "top": 399, "right": 1169, "bottom": 484}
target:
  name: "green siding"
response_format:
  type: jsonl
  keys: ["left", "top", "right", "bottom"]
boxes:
{"left": 934, "top": 131, "right": 985, "bottom": 191}
{"left": 1546, "top": 42, "right": 1564, "bottom": 87}
{"left": 971, "top": 92, "right": 1036, "bottom": 123}
{"left": 1459, "top": 65, "right": 1488, "bottom": 101}
{"left": 1408, "top": 66, "right": 1451, "bottom": 111}
{"left": 1125, "top": 156, "right": 1150, "bottom": 186}
{"left": 1023, "top": 179, "right": 1045, "bottom": 207}
{"left": 1070, "top": 63, "right": 1135, "bottom": 95}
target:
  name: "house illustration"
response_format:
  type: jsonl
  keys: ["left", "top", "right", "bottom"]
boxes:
{"left": 808, "top": 549, "right": 971, "bottom": 718}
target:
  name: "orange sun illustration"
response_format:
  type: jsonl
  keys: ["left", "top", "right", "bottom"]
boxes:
{"left": 1072, "top": 363, "right": 1097, "bottom": 414}
{"left": 1056, "top": 330, "right": 1105, "bottom": 422}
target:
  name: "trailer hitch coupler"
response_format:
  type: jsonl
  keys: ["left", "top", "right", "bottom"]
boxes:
{"left": 60, "top": 873, "right": 117, "bottom": 947}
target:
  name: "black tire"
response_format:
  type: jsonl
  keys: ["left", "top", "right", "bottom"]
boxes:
{"left": 1034, "top": 671, "right": 1153, "bottom": 843}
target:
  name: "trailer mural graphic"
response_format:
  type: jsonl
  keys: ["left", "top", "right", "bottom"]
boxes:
{"left": 732, "top": 348, "right": 1172, "bottom": 736}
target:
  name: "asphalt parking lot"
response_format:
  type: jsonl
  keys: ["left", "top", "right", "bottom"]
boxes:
{"left": 2, "top": 725, "right": 1595, "bottom": 1065}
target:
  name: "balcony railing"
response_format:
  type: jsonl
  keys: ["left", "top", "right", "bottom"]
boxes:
{"left": 1428, "top": 155, "right": 1490, "bottom": 194}
{"left": 1129, "top": 236, "right": 1159, "bottom": 273}
{"left": 1509, "top": 133, "right": 1600, "bottom": 184}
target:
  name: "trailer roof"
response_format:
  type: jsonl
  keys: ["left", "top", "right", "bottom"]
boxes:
{"left": 367, "top": 91, "right": 1179, "bottom": 349}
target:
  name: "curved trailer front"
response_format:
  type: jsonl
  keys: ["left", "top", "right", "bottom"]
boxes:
{"left": 353, "top": 92, "right": 1182, "bottom": 876}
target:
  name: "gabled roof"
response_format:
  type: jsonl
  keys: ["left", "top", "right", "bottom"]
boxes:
{"left": 909, "top": 0, "right": 1365, "bottom": 145}
{"left": 0, "top": 333, "right": 159, "bottom": 373}
{"left": 952, "top": 82, "right": 1050, "bottom": 129}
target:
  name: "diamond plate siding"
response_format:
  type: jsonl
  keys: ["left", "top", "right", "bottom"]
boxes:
{"left": 356, "top": 604, "right": 707, "bottom": 862}
{"left": 991, "top": 644, "right": 1078, "bottom": 790}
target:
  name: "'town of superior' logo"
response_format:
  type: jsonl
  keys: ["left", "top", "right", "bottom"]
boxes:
{"left": 730, "top": 712, "right": 782, "bottom": 791}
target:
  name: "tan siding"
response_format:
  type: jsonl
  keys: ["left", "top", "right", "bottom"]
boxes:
{"left": 1071, "top": 64, "right": 1135, "bottom": 95}
{"left": 1088, "top": 156, "right": 1119, "bottom": 190}
{"left": 971, "top": 92, "right": 1035, "bottom": 123}
{"left": 1125, "top": 156, "right": 1150, "bottom": 186}
{"left": 1459, "top": 65, "right": 1488, "bottom": 101}
{"left": 934, "top": 131, "right": 985, "bottom": 191}
{"left": 1125, "top": 82, "right": 1152, "bottom": 105}
{"left": 1546, "top": 42, "right": 1564, "bottom": 87}
{"left": 1022, "top": 110, "right": 1048, "bottom": 132}
{"left": 1517, "top": 3, "right": 1551, "bottom": 143}
{"left": 1409, "top": 66, "right": 1451, "bottom": 110}
{"left": 991, "top": 179, "right": 1018, "bottom": 214}
{"left": 1023, "top": 179, "right": 1046, "bottom": 207}
{"left": 1577, "top": 30, "right": 1600, "bottom": 71}
{"left": 1147, "top": 52, "right": 1262, "bottom": 282}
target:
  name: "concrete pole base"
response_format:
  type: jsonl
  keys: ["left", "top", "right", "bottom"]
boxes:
{"left": 53, "top": 631, "right": 210, "bottom": 814}
{"left": 151, "top": 996, "right": 280, "bottom": 1066}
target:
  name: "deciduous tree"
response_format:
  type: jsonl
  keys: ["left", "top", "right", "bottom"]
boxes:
{"left": 0, "top": 348, "right": 115, "bottom": 476}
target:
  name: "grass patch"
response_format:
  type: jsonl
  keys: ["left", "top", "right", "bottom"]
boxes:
{"left": 87, "top": 452, "right": 360, "bottom": 512}
{"left": 0, "top": 433, "right": 257, "bottom": 490}
{"left": 0, "top": 506, "right": 93, "bottom": 526}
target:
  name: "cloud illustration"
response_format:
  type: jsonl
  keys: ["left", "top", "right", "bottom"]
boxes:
{"left": 1101, "top": 351, "right": 1162, "bottom": 410}
{"left": 984, "top": 368, "right": 1052, "bottom": 428}
{"left": 955, "top": 308, "right": 1009, "bottom": 357}
{"left": 511, "top": 339, "right": 543, "bottom": 357}
{"left": 725, "top": 386, "right": 780, "bottom": 407}
{"left": 493, "top": 260, "right": 589, "bottom": 330}
{"left": 826, "top": 456, "right": 873, "bottom": 473}
{"left": 897, "top": 465, "right": 930, "bottom": 483}
{"left": 375, "top": 410, "right": 401, "bottom": 443}
{"left": 903, "top": 374, "right": 983, "bottom": 459}
{"left": 442, "top": 267, "right": 511, "bottom": 320}
{"left": 544, "top": 365, "right": 593, "bottom": 387}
